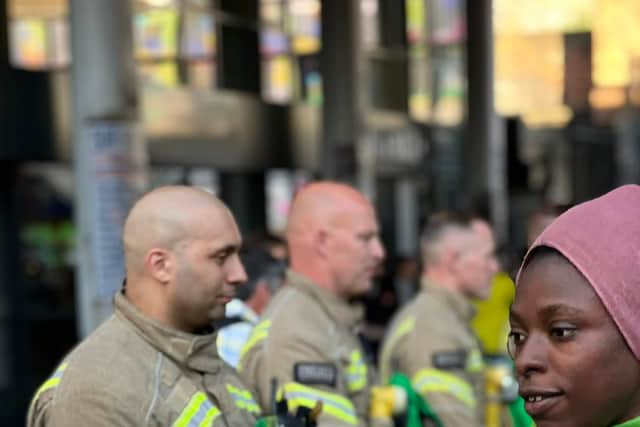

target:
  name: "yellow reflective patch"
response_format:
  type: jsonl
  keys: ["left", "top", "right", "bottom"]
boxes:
{"left": 34, "top": 362, "right": 68, "bottom": 401}
{"left": 379, "top": 315, "right": 416, "bottom": 382}
{"left": 345, "top": 350, "right": 367, "bottom": 392}
{"left": 466, "top": 348, "right": 485, "bottom": 373}
{"left": 413, "top": 368, "right": 477, "bottom": 408}
{"left": 172, "top": 391, "right": 220, "bottom": 427}
{"left": 238, "top": 320, "right": 271, "bottom": 369}
{"left": 225, "top": 383, "right": 261, "bottom": 414}
{"left": 280, "top": 382, "right": 358, "bottom": 425}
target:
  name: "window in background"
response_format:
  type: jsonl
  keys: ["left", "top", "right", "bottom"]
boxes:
{"left": 406, "top": 0, "right": 431, "bottom": 122}
{"left": 134, "top": 0, "right": 216, "bottom": 89}
{"left": 7, "top": 0, "right": 69, "bottom": 70}
{"left": 9, "top": 17, "right": 69, "bottom": 70}
{"left": 429, "top": 0, "right": 465, "bottom": 126}
{"left": 405, "top": 0, "right": 466, "bottom": 125}
{"left": 180, "top": 2, "right": 216, "bottom": 90}
{"left": 259, "top": 0, "right": 321, "bottom": 105}
{"left": 134, "top": 2, "right": 180, "bottom": 87}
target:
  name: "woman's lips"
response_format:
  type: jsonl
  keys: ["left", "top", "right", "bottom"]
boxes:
{"left": 521, "top": 390, "right": 565, "bottom": 418}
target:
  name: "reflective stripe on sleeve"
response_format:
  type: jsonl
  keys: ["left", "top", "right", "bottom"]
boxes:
{"left": 172, "top": 391, "right": 221, "bottom": 427}
{"left": 225, "top": 384, "right": 261, "bottom": 414}
{"left": 34, "top": 362, "right": 68, "bottom": 401}
{"left": 379, "top": 315, "right": 415, "bottom": 382}
{"left": 412, "top": 368, "right": 477, "bottom": 408}
{"left": 279, "top": 382, "right": 358, "bottom": 425}
{"left": 238, "top": 320, "right": 271, "bottom": 369}
{"left": 345, "top": 350, "right": 367, "bottom": 392}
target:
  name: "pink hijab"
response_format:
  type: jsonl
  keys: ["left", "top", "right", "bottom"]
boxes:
{"left": 517, "top": 184, "right": 640, "bottom": 359}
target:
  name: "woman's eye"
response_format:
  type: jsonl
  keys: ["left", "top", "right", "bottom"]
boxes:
{"left": 507, "top": 330, "right": 526, "bottom": 358}
{"left": 550, "top": 327, "right": 576, "bottom": 340}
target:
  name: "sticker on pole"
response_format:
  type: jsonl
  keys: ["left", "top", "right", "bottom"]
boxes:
{"left": 85, "top": 120, "right": 148, "bottom": 300}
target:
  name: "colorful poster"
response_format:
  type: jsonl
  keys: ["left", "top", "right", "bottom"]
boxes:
{"left": 10, "top": 19, "right": 47, "bottom": 69}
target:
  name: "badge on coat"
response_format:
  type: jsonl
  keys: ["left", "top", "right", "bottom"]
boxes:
{"left": 432, "top": 348, "right": 484, "bottom": 373}
{"left": 294, "top": 362, "right": 337, "bottom": 387}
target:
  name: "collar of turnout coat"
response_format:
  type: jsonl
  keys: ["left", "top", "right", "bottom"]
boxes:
{"left": 115, "top": 291, "right": 225, "bottom": 375}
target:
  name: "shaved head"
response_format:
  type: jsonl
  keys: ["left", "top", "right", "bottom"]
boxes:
{"left": 123, "top": 186, "right": 228, "bottom": 278}
{"left": 121, "top": 185, "right": 247, "bottom": 332}
{"left": 286, "top": 181, "right": 385, "bottom": 298}
{"left": 287, "top": 182, "right": 373, "bottom": 240}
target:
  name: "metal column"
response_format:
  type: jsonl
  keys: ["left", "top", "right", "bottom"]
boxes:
{"left": 465, "top": 0, "right": 507, "bottom": 242}
{"left": 321, "top": 0, "right": 364, "bottom": 184}
{"left": 70, "top": 0, "right": 145, "bottom": 336}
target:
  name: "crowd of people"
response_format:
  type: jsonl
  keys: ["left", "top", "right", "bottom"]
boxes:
{"left": 26, "top": 181, "right": 640, "bottom": 427}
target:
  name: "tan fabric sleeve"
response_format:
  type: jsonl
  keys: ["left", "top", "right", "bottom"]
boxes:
{"left": 241, "top": 325, "right": 365, "bottom": 427}
{"left": 41, "top": 387, "right": 139, "bottom": 427}
{"left": 399, "top": 315, "right": 482, "bottom": 427}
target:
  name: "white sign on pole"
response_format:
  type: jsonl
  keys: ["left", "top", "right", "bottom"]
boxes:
{"left": 85, "top": 120, "right": 148, "bottom": 300}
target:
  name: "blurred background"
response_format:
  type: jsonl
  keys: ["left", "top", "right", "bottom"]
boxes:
{"left": 1, "top": 0, "right": 639, "bottom": 424}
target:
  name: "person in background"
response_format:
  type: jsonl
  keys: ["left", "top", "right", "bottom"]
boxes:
{"left": 217, "top": 245, "right": 286, "bottom": 368}
{"left": 393, "top": 256, "right": 420, "bottom": 307}
{"left": 379, "top": 212, "right": 499, "bottom": 426}
{"left": 473, "top": 203, "right": 566, "bottom": 357}
{"left": 510, "top": 184, "right": 640, "bottom": 427}
{"left": 240, "top": 181, "right": 385, "bottom": 426}
{"left": 27, "top": 186, "right": 260, "bottom": 426}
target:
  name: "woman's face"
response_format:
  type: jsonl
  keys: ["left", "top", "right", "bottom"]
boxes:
{"left": 509, "top": 251, "right": 640, "bottom": 427}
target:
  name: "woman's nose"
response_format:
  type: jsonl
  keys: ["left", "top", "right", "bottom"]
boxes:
{"left": 514, "top": 332, "right": 548, "bottom": 380}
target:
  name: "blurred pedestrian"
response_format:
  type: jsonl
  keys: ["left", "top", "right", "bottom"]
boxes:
{"left": 216, "top": 245, "right": 286, "bottom": 368}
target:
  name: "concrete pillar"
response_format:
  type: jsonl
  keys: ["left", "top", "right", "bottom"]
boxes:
{"left": 394, "top": 177, "right": 419, "bottom": 256}
{"left": 465, "top": 0, "right": 508, "bottom": 242}
{"left": 321, "top": 0, "right": 363, "bottom": 183}
{"left": 70, "top": 0, "right": 146, "bottom": 336}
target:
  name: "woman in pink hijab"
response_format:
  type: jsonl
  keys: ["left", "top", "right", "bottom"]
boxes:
{"left": 509, "top": 184, "right": 640, "bottom": 427}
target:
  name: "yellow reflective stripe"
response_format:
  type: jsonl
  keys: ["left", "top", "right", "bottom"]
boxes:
{"left": 34, "top": 362, "right": 68, "bottom": 400}
{"left": 280, "top": 382, "right": 358, "bottom": 425}
{"left": 465, "top": 348, "right": 484, "bottom": 373}
{"left": 345, "top": 350, "right": 367, "bottom": 392}
{"left": 225, "top": 384, "right": 261, "bottom": 413}
{"left": 172, "top": 391, "right": 220, "bottom": 427}
{"left": 413, "top": 368, "right": 476, "bottom": 408}
{"left": 380, "top": 315, "right": 415, "bottom": 382}
{"left": 395, "top": 316, "right": 416, "bottom": 338}
{"left": 238, "top": 320, "right": 271, "bottom": 367}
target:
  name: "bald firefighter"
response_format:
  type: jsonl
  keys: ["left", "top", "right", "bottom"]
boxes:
{"left": 239, "top": 181, "right": 385, "bottom": 426}
{"left": 28, "top": 186, "right": 260, "bottom": 426}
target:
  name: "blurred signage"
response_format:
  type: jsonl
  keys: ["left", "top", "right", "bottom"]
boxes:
{"left": 134, "top": 8, "right": 178, "bottom": 59}
{"left": 367, "top": 126, "right": 428, "bottom": 172}
{"left": 85, "top": 121, "right": 148, "bottom": 300}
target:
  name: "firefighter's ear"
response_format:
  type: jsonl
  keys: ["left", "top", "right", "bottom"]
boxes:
{"left": 314, "top": 228, "right": 330, "bottom": 259}
{"left": 146, "top": 248, "right": 173, "bottom": 283}
{"left": 442, "top": 247, "right": 460, "bottom": 273}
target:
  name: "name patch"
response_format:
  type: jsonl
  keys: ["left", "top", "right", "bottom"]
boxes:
{"left": 294, "top": 362, "right": 337, "bottom": 387}
{"left": 432, "top": 350, "right": 468, "bottom": 370}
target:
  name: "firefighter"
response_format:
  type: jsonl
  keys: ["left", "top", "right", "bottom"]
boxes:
{"left": 239, "top": 181, "right": 385, "bottom": 426}
{"left": 379, "top": 212, "right": 498, "bottom": 426}
{"left": 28, "top": 186, "right": 260, "bottom": 426}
